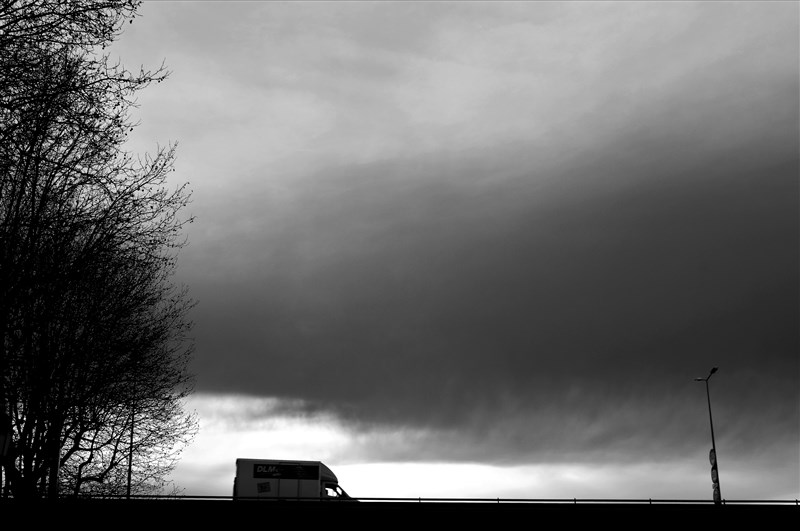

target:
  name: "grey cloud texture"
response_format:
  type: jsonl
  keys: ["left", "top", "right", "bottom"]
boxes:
{"left": 114, "top": 1, "right": 797, "bottom": 489}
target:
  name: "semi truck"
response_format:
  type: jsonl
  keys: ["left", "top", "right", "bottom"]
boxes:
{"left": 233, "top": 458, "right": 353, "bottom": 500}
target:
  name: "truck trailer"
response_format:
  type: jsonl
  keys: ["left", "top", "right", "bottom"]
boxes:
{"left": 233, "top": 459, "right": 353, "bottom": 500}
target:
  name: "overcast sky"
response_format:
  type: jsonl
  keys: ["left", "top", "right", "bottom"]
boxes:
{"left": 110, "top": 1, "right": 798, "bottom": 500}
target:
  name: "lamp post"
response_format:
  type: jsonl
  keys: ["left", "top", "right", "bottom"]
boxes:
{"left": 694, "top": 366, "right": 721, "bottom": 504}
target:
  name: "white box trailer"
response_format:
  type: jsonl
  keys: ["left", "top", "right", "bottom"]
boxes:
{"left": 233, "top": 459, "right": 353, "bottom": 500}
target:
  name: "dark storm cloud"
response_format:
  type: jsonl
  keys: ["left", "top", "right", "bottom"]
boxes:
{"left": 111, "top": 1, "right": 798, "bottom": 480}
{"left": 185, "top": 58, "right": 798, "bottom": 462}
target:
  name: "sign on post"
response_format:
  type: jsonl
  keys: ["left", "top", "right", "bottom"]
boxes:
{"left": 709, "top": 448, "right": 720, "bottom": 503}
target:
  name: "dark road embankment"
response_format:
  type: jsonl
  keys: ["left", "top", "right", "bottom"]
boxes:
{"left": 0, "top": 498, "right": 796, "bottom": 526}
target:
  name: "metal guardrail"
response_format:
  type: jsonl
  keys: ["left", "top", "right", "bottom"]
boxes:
{"left": 31, "top": 494, "right": 797, "bottom": 505}
{"left": 348, "top": 497, "right": 800, "bottom": 505}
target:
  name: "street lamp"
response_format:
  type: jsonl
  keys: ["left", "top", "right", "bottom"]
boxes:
{"left": 694, "top": 366, "right": 721, "bottom": 504}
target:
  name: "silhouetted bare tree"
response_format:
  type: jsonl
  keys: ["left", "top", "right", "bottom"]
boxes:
{"left": 0, "top": 0, "right": 196, "bottom": 498}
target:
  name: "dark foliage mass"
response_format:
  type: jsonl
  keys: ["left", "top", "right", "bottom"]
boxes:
{"left": 0, "top": 0, "right": 196, "bottom": 498}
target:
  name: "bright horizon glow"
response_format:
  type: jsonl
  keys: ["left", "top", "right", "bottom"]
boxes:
{"left": 167, "top": 394, "right": 799, "bottom": 501}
